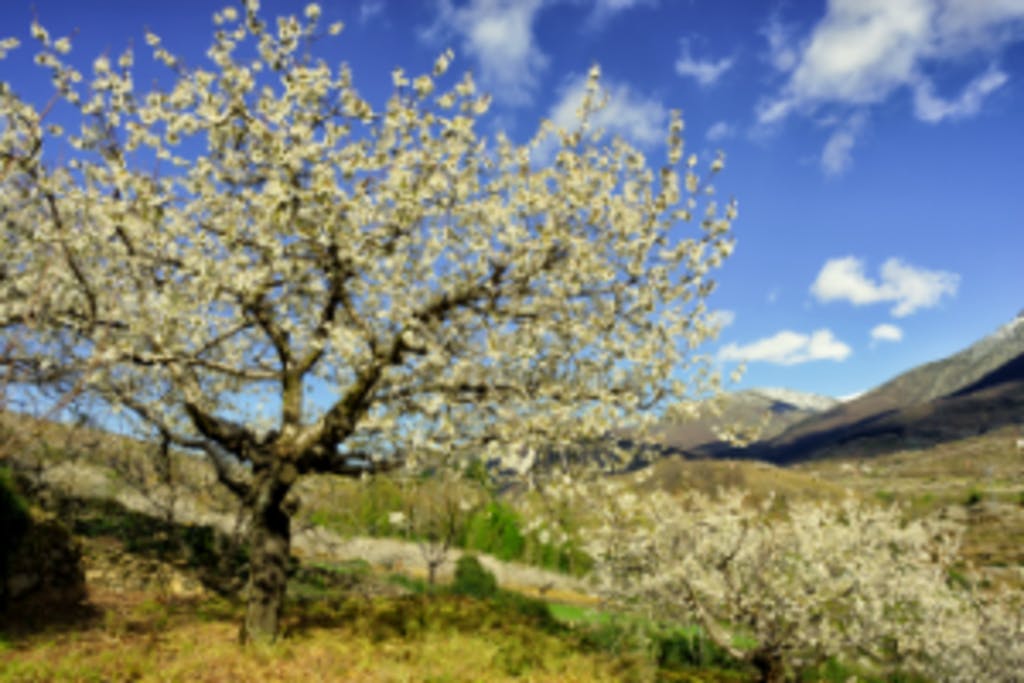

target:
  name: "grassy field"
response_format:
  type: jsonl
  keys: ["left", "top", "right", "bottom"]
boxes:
{"left": 0, "top": 556, "right": 752, "bottom": 683}
{"left": 0, "top": 591, "right": 631, "bottom": 682}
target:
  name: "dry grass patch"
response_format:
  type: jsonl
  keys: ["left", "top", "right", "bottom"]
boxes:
{"left": 637, "top": 456, "right": 852, "bottom": 504}
{"left": 0, "top": 586, "right": 639, "bottom": 682}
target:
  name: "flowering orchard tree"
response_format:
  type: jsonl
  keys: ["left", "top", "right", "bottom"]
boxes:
{"left": 388, "top": 467, "right": 485, "bottom": 586}
{"left": 547, "top": 478, "right": 1024, "bottom": 682}
{"left": 0, "top": 2, "right": 735, "bottom": 642}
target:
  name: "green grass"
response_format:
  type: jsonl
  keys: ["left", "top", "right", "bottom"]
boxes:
{"left": 0, "top": 583, "right": 669, "bottom": 682}
{"left": 549, "top": 602, "right": 613, "bottom": 625}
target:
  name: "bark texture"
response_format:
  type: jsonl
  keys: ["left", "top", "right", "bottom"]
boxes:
{"left": 240, "top": 470, "right": 293, "bottom": 644}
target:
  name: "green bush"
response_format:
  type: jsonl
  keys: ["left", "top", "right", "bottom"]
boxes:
{"left": 387, "top": 573, "right": 429, "bottom": 595}
{"left": 653, "top": 626, "right": 738, "bottom": 671}
{"left": 492, "top": 590, "right": 557, "bottom": 628}
{"left": 0, "top": 467, "right": 29, "bottom": 545}
{"left": 463, "top": 502, "right": 525, "bottom": 560}
{"left": 451, "top": 554, "right": 498, "bottom": 599}
{"left": 1, "top": 466, "right": 31, "bottom": 605}
{"left": 522, "top": 536, "right": 594, "bottom": 577}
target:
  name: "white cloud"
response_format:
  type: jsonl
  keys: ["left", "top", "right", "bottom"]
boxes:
{"left": 810, "top": 256, "right": 960, "bottom": 317}
{"left": 359, "top": 0, "right": 384, "bottom": 24}
{"left": 820, "top": 111, "right": 867, "bottom": 176}
{"left": 870, "top": 323, "right": 904, "bottom": 342}
{"left": 757, "top": 0, "right": 1023, "bottom": 171}
{"left": 706, "top": 121, "right": 735, "bottom": 141}
{"left": 547, "top": 72, "right": 667, "bottom": 147}
{"left": 759, "top": 0, "right": 1022, "bottom": 124}
{"left": 588, "top": 0, "right": 657, "bottom": 26}
{"left": 761, "top": 14, "right": 798, "bottom": 72}
{"left": 708, "top": 309, "right": 736, "bottom": 331}
{"left": 719, "top": 329, "right": 852, "bottom": 365}
{"left": 675, "top": 39, "right": 735, "bottom": 86}
{"left": 423, "top": 0, "right": 548, "bottom": 105}
{"left": 594, "top": 0, "right": 655, "bottom": 11}
{"left": 913, "top": 65, "right": 1009, "bottom": 122}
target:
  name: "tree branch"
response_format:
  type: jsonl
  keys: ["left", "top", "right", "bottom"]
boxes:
{"left": 114, "top": 390, "right": 254, "bottom": 498}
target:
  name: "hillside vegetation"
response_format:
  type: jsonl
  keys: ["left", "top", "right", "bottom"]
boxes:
{"left": 3, "top": 407, "right": 1022, "bottom": 680}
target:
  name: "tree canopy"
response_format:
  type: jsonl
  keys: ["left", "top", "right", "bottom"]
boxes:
{"left": 0, "top": 1, "right": 735, "bottom": 641}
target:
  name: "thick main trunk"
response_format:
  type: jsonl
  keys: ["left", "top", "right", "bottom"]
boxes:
{"left": 240, "top": 473, "right": 292, "bottom": 644}
{"left": 751, "top": 650, "right": 788, "bottom": 683}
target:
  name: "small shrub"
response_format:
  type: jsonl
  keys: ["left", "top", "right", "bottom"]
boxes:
{"left": 451, "top": 554, "right": 497, "bottom": 599}
{"left": 463, "top": 502, "right": 525, "bottom": 561}
{"left": 654, "top": 626, "right": 735, "bottom": 670}
{"left": 0, "top": 467, "right": 30, "bottom": 549}
{"left": 874, "top": 489, "right": 895, "bottom": 503}
{"left": 387, "top": 573, "right": 428, "bottom": 595}
{"left": 0, "top": 467, "right": 31, "bottom": 607}
{"left": 492, "top": 591, "right": 557, "bottom": 629}
{"left": 291, "top": 560, "right": 372, "bottom": 598}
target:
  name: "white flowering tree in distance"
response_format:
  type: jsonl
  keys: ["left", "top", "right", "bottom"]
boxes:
{"left": 543, "top": 475, "right": 1024, "bottom": 682}
{"left": 0, "top": 1, "right": 735, "bottom": 642}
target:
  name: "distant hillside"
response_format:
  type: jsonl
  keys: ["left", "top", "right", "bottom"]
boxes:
{"left": 856, "top": 314, "right": 1024, "bottom": 407}
{"left": 742, "top": 315, "right": 1024, "bottom": 464}
{"left": 643, "top": 388, "right": 838, "bottom": 456}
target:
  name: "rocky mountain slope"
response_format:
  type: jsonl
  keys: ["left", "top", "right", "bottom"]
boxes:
{"left": 743, "top": 313, "right": 1024, "bottom": 464}
{"left": 643, "top": 388, "right": 838, "bottom": 457}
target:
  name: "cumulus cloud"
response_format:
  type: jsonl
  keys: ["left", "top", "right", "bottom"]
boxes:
{"left": 708, "top": 309, "right": 736, "bottom": 332}
{"left": 757, "top": 0, "right": 1023, "bottom": 171}
{"left": 588, "top": 0, "right": 657, "bottom": 27}
{"left": 913, "top": 65, "right": 1009, "bottom": 122}
{"left": 870, "top": 323, "right": 904, "bottom": 342}
{"left": 422, "top": 0, "right": 548, "bottom": 105}
{"left": 719, "top": 329, "right": 852, "bottom": 365}
{"left": 758, "top": 0, "right": 1021, "bottom": 124}
{"left": 547, "top": 72, "right": 668, "bottom": 147}
{"left": 675, "top": 39, "right": 735, "bottom": 86}
{"left": 706, "top": 121, "right": 735, "bottom": 141}
{"left": 761, "top": 14, "right": 798, "bottom": 72}
{"left": 820, "top": 111, "right": 868, "bottom": 175}
{"left": 810, "top": 256, "right": 960, "bottom": 318}
{"left": 359, "top": 0, "right": 384, "bottom": 24}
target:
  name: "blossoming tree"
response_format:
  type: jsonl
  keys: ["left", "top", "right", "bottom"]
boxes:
{"left": 0, "top": 2, "right": 735, "bottom": 641}
{"left": 546, "top": 477, "right": 1024, "bottom": 682}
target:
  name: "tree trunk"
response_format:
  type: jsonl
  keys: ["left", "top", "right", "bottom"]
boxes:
{"left": 427, "top": 558, "right": 440, "bottom": 586}
{"left": 240, "top": 472, "right": 293, "bottom": 644}
{"left": 751, "top": 650, "right": 788, "bottom": 683}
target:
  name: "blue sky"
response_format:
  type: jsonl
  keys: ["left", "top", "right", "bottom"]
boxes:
{"left": 5, "top": 0, "right": 1023, "bottom": 400}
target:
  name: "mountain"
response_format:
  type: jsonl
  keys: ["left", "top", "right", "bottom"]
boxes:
{"left": 643, "top": 388, "right": 838, "bottom": 457}
{"left": 854, "top": 314, "right": 1024, "bottom": 407}
{"left": 743, "top": 314, "right": 1024, "bottom": 464}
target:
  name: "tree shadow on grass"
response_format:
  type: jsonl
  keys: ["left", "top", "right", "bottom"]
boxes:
{"left": 0, "top": 593, "right": 102, "bottom": 642}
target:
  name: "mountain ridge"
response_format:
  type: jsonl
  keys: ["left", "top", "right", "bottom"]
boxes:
{"left": 637, "top": 313, "right": 1024, "bottom": 464}
{"left": 741, "top": 314, "right": 1024, "bottom": 463}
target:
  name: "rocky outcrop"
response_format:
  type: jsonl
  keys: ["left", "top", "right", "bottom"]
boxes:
{"left": 82, "top": 537, "right": 208, "bottom": 599}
